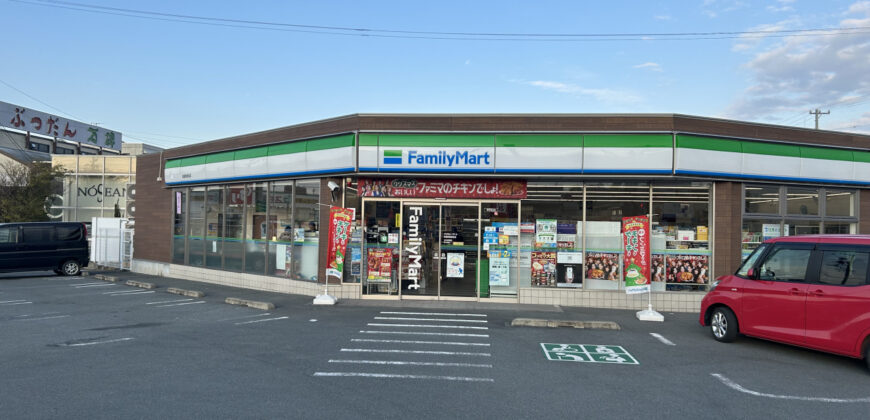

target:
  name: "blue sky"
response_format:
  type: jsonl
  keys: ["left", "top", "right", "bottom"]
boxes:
{"left": 2, "top": 0, "right": 869, "bottom": 148}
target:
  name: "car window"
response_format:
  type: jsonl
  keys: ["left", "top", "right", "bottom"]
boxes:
{"left": 818, "top": 250, "right": 869, "bottom": 286}
{"left": 0, "top": 227, "right": 18, "bottom": 244}
{"left": 737, "top": 244, "right": 768, "bottom": 277}
{"left": 21, "top": 226, "right": 55, "bottom": 243}
{"left": 758, "top": 247, "right": 812, "bottom": 282}
{"left": 56, "top": 226, "right": 82, "bottom": 241}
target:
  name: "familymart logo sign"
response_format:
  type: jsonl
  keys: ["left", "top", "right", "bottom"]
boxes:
{"left": 381, "top": 147, "right": 494, "bottom": 170}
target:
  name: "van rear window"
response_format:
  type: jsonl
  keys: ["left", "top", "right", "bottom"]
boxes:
{"left": 57, "top": 226, "right": 82, "bottom": 241}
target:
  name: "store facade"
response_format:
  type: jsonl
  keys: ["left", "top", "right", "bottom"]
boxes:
{"left": 132, "top": 114, "right": 870, "bottom": 312}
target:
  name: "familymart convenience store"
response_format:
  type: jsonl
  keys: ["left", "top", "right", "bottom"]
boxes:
{"left": 138, "top": 114, "right": 870, "bottom": 312}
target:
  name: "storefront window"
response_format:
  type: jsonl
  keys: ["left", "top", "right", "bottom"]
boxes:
{"left": 585, "top": 184, "right": 648, "bottom": 290}
{"left": 482, "top": 202, "right": 520, "bottom": 296}
{"left": 745, "top": 185, "right": 780, "bottom": 214}
{"left": 188, "top": 187, "right": 205, "bottom": 267}
{"left": 823, "top": 222, "right": 855, "bottom": 234}
{"left": 292, "top": 179, "right": 320, "bottom": 282}
{"left": 224, "top": 185, "right": 244, "bottom": 271}
{"left": 786, "top": 187, "right": 819, "bottom": 215}
{"left": 741, "top": 219, "right": 781, "bottom": 260}
{"left": 244, "top": 183, "right": 268, "bottom": 274}
{"left": 267, "top": 181, "right": 294, "bottom": 278}
{"left": 205, "top": 186, "right": 223, "bottom": 269}
{"left": 362, "top": 201, "right": 400, "bottom": 295}
{"left": 342, "top": 179, "right": 362, "bottom": 283}
{"left": 825, "top": 190, "right": 855, "bottom": 217}
{"left": 652, "top": 183, "right": 710, "bottom": 291}
{"left": 172, "top": 189, "right": 186, "bottom": 264}
{"left": 520, "top": 182, "right": 583, "bottom": 289}
{"left": 786, "top": 220, "right": 820, "bottom": 236}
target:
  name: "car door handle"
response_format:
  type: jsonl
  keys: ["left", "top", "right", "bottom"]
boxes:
{"left": 809, "top": 289, "right": 824, "bottom": 297}
{"left": 789, "top": 288, "right": 804, "bottom": 296}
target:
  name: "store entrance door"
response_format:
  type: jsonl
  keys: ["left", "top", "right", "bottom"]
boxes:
{"left": 401, "top": 203, "right": 479, "bottom": 298}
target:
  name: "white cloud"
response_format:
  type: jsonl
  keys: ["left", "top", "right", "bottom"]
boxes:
{"left": 702, "top": 0, "right": 748, "bottom": 18}
{"left": 830, "top": 111, "right": 870, "bottom": 134}
{"left": 522, "top": 80, "right": 643, "bottom": 105}
{"left": 633, "top": 62, "right": 663, "bottom": 72}
{"left": 725, "top": 2, "right": 870, "bottom": 121}
{"left": 654, "top": 14, "right": 673, "bottom": 21}
{"left": 766, "top": 5, "right": 794, "bottom": 13}
{"left": 846, "top": 1, "right": 870, "bottom": 14}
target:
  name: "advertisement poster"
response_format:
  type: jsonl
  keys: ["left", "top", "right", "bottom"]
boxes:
{"left": 535, "top": 219, "right": 557, "bottom": 248}
{"left": 531, "top": 251, "right": 557, "bottom": 286}
{"left": 350, "top": 246, "right": 362, "bottom": 277}
{"left": 762, "top": 223, "right": 781, "bottom": 240}
{"left": 326, "top": 206, "right": 356, "bottom": 280}
{"left": 489, "top": 257, "right": 510, "bottom": 286}
{"left": 366, "top": 248, "right": 392, "bottom": 283}
{"left": 651, "top": 254, "right": 665, "bottom": 282}
{"left": 585, "top": 252, "right": 620, "bottom": 280}
{"left": 359, "top": 178, "right": 526, "bottom": 199}
{"left": 623, "top": 216, "right": 651, "bottom": 294}
{"left": 666, "top": 254, "right": 709, "bottom": 284}
{"left": 557, "top": 251, "right": 583, "bottom": 288}
{"left": 446, "top": 253, "right": 465, "bottom": 278}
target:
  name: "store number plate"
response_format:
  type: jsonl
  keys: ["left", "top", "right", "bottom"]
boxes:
{"left": 540, "top": 343, "right": 638, "bottom": 365}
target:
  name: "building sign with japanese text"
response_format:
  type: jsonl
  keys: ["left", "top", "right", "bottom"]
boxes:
{"left": 0, "top": 100, "right": 122, "bottom": 150}
{"left": 359, "top": 178, "right": 526, "bottom": 199}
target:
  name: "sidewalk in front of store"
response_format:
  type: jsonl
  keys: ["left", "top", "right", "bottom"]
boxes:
{"left": 85, "top": 268, "right": 700, "bottom": 326}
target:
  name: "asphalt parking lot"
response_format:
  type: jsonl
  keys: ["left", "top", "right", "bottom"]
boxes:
{"left": 1, "top": 270, "right": 869, "bottom": 419}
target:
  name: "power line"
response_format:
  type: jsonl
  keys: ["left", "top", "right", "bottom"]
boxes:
{"left": 14, "top": 0, "right": 870, "bottom": 42}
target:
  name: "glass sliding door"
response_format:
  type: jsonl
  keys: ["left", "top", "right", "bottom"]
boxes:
{"left": 439, "top": 205, "right": 479, "bottom": 298}
{"left": 362, "top": 200, "right": 401, "bottom": 295}
{"left": 401, "top": 203, "right": 440, "bottom": 297}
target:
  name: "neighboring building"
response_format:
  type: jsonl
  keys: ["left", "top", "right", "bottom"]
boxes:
{"left": 132, "top": 114, "right": 870, "bottom": 312}
{"left": 122, "top": 142, "right": 163, "bottom": 156}
{"left": 50, "top": 154, "right": 137, "bottom": 222}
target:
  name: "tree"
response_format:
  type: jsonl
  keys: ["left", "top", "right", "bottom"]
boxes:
{"left": 0, "top": 161, "right": 66, "bottom": 223}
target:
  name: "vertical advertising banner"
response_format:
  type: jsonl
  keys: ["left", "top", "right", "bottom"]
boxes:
{"left": 623, "top": 215, "right": 651, "bottom": 295}
{"left": 326, "top": 206, "right": 356, "bottom": 280}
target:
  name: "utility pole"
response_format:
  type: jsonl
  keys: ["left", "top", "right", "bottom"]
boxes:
{"left": 809, "top": 108, "right": 830, "bottom": 129}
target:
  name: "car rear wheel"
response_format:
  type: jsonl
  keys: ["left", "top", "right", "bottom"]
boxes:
{"left": 710, "top": 307, "right": 738, "bottom": 342}
{"left": 60, "top": 260, "right": 81, "bottom": 276}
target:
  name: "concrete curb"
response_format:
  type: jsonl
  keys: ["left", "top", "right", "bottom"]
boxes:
{"left": 125, "top": 280, "right": 156, "bottom": 290}
{"left": 167, "top": 287, "right": 205, "bottom": 298}
{"left": 511, "top": 318, "right": 621, "bottom": 330}
{"left": 94, "top": 274, "right": 119, "bottom": 282}
{"left": 225, "top": 297, "right": 275, "bottom": 311}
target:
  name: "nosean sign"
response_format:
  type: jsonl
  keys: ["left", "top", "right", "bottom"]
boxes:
{"left": 381, "top": 147, "right": 495, "bottom": 171}
{"left": 405, "top": 206, "right": 424, "bottom": 290}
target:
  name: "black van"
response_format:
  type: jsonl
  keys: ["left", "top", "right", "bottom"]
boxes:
{"left": 0, "top": 222, "right": 89, "bottom": 276}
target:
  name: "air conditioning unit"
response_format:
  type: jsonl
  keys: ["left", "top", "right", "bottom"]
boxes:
{"left": 125, "top": 200, "right": 135, "bottom": 218}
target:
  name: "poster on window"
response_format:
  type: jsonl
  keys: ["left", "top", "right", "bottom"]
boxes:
{"left": 535, "top": 219, "right": 557, "bottom": 248}
{"left": 531, "top": 251, "right": 557, "bottom": 286}
{"left": 489, "top": 257, "right": 510, "bottom": 286}
{"left": 446, "top": 252, "right": 465, "bottom": 278}
{"left": 651, "top": 254, "right": 665, "bottom": 282}
{"left": 366, "top": 248, "right": 392, "bottom": 283}
{"left": 556, "top": 251, "right": 583, "bottom": 288}
{"left": 666, "top": 254, "right": 709, "bottom": 284}
{"left": 326, "top": 206, "right": 356, "bottom": 280}
{"left": 585, "top": 252, "right": 620, "bottom": 281}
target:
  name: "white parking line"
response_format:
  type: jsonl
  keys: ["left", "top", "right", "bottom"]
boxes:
{"left": 359, "top": 330, "right": 490, "bottom": 338}
{"left": 219, "top": 313, "right": 271, "bottom": 322}
{"left": 329, "top": 359, "right": 492, "bottom": 368}
{"left": 235, "top": 316, "right": 288, "bottom": 325}
{"left": 367, "top": 323, "right": 488, "bottom": 330}
{"left": 650, "top": 333, "right": 676, "bottom": 346}
{"left": 71, "top": 282, "right": 106, "bottom": 286}
{"left": 373, "top": 317, "right": 488, "bottom": 323}
{"left": 65, "top": 338, "right": 134, "bottom": 347}
{"left": 73, "top": 283, "right": 115, "bottom": 288}
{"left": 104, "top": 290, "right": 153, "bottom": 295}
{"left": 15, "top": 315, "right": 70, "bottom": 321}
{"left": 146, "top": 298, "right": 193, "bottom": 305}
{"left": 110, "top": 291, "right": 155, "bottom": 296}
{"left": 712, "top": 373, "right": 870, "bottom": 403}
{"left": 0, "top": 299, "right": 27, "bottom": 303}
{"left": 380, "top": 311, "right": 487, "bottom": 317}
{"left": 340, "top": 349, "right": 491, "bottom": 357}
{"left": 155, "top": 301, "right": 205, "bottom": 308}
{"left": 0, "top": 301, "right": 32, "bottom": 306}
{"left": 313, "top": 372, "right": 494, "bottom": 382}
{"left": 351, "top": 339, "right": 490, "bottom": 347}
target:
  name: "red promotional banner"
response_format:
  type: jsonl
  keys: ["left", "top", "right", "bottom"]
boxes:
{"left": 622, "top": 215, "right": 651, "bottom": 294}
{"left": 359, "top": 178, "right": 526, "bottom": 199}
{"left": 326, "top": 206, "right": 356, "bottom": 280}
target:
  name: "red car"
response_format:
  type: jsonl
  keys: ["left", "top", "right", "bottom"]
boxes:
{"left": 700, "top": 235, "right": 870, "bottom": 370}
